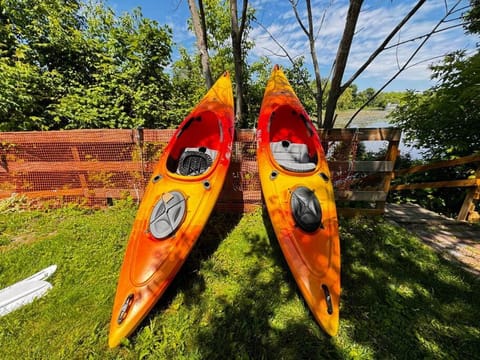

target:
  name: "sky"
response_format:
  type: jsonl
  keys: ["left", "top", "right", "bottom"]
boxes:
{"left": 106, "top": 0, "right": 477, "bottom": 91}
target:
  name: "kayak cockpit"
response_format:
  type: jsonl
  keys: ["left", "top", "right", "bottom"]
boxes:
{"left": 268, "top": 105, "right": 318, "bottom": 172}
{"left": 166, "top": 111, "right": 222, "bottom": 175}
{"left": 176, "top": 147, "right": 218, "bottom": 176}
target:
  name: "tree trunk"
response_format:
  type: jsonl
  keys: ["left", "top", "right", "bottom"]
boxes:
{"left": 324, "top": 0, "right": 363, "bottom": 129}
{"left": 230, "top": 0, "right": 248, "bottom": 127}
{"left": 290, "top": 0, "right": 325, "bottom": 127}
{"left": 187, "top": 0, "right": 213, "bottom": 88}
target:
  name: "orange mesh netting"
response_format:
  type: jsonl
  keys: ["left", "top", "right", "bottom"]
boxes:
{"left": 0, "top": 128, "right": 400, "bottom": 214}
{"left": 0, "top": 129, "right": 261, "bottom": 211}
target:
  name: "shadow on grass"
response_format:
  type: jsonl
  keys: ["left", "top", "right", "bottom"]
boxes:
{"left": 129, "top": 211, "right": 243, "bottom": 339}
{"left": 187, "top": 209, "right": 343, "bottom": 360}
{"left": 126, "top": 210, "right": 480, "bottom": 359}
{"left": 339, "top": 216, "right": 480, "bottom": 358}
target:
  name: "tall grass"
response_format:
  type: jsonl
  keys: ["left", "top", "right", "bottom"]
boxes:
{"left": 0, "top": 201, "right": 479, "bottom": 359}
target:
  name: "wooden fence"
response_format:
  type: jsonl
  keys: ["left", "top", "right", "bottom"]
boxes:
{"left": 390, "top": 153, "right": 480, "bottom": 221}
{"left": 0, "top": 128, "right": 401, "bottom": 216}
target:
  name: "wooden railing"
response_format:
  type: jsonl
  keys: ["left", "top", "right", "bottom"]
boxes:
{"left": 390, "top": 154, "right": 480, "bottom": 221}
{"left": 0, "top": 128, "right": 401, "bottom": 216}
{"left": 320, "top": 128, "right": 401, "bottom": 216}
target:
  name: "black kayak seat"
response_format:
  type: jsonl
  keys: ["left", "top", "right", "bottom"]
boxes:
{"left": 177, "top": 147, "right": 218, "bottom": 176}
{"left": 270, "top": 140, "right": 316, "bottom": 172}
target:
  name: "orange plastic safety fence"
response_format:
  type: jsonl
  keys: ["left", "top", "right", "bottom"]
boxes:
{"left": 0, "top": 129, "right": 261, "bottom": 212}
{"left": 0, "top": 128, "right": 400, "bottom": 214}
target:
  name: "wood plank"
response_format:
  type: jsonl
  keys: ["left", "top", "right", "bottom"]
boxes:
{"left": 335, "top": 190, "right": 387, "bottom": 201}
{"left": 457, "top": 168, "right": 480, "bottom": 221}
{"left": 395, "top": 153, "right": 480, "bottom": 177}
{"left": 379, "top": 139, "right": 400, "bottom": 209}
{"left": 390, "top": 179, "right": 479, "bottom": 191}
{"left": 0, "top": 129, "right": 136, "bottom": 144}
{"left": 71, "top": 146, "right": 88, "bottom": 190}
{"left": 329, "top": 160, "right": 394, "bottom": 172}
{"left": 319, "top": 128, "right": 401, "bottom": 142}
{"left": 0, "top": 188, "right": 85, "bottom": 198}
{"left": 0, "top": 188, "right": 142, "bottom": 199}
{"left": 7, "top": 161, "right": 143, "bottom": 173}
{"left": 457, "top": 188, "right": 477, "bottom": 221}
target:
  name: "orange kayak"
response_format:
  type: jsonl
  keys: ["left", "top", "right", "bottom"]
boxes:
{"left": 109, "top": 72, "right": 234, "bottom": 347}
{"left": 256, "top": 65, "right": 341, "bottom": 336}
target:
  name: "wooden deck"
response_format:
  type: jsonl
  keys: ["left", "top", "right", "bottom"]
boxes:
{"left": 385, "top": 203, "right": 480, "bottom": 276}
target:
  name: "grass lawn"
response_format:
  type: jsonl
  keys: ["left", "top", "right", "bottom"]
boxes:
{"left": 0, "top": 199, "right": 479, "bottom": 359}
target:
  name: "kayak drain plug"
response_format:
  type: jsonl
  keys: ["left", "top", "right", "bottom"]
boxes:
{"left": 322, "top": 284, "right": 333, "bottom": 315}
{"left": 117, "top": 294, "right": 134, "bottom": 325}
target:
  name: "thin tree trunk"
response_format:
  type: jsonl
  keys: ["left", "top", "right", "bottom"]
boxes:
{"left": 230, "top": 0, "right": 248, "bottom": 126}
{"left": 290, "top": 0, "right": 325, "bottom": 127}
{"left": 187, "top": 0, "right": 213, "bottom": 88}
{"left": 324, "top": 0, "right": 363, "bottom": 129}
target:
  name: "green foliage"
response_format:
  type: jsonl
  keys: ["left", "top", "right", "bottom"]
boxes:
{"left": 0, "top": 206, "right": 479, "bottom": 358}
{"left": 243, "top": 56, "right": 272, "bottom": 127}
{"left": 464, "top": 0, "right": 480, "bottom": 34}
{"left": 0, "top": 0, "right": 173, "bottom": 130}
{"left": 167, "top": 48, "right": 206, "bottom": 127}
{"left": 388, "top": 153, "right": 475, "bottom": 218}
{"left": 391, "top": 51, "right": 480, "bottom": 159}
{"left": 283, "top": 56, "right": 317, "bottom": 116}
{"left": 337, "top": 86, "right": 353, "bottom": 110}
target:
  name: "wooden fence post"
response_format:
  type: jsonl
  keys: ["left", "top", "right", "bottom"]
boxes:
{"left": 377, "top": 130, "right": 400, "bottom": 212}
{"left": 71, "top": 146, "right": 88, "bottom": 197}
{"left": 457, "top": 168, "right": 480, "bottom": 221}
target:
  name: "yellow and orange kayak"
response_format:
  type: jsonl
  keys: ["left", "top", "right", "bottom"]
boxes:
{"left": 256, "top": 65, "right": 341, "bottom": 336}
{"left": 109, "top": 72, "right": 234, "bottom": 348}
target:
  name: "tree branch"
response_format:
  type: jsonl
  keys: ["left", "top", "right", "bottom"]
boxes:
{"left": 383, "top": 22, "right": 467, "bottom": 50}
{"left": 254, "top": 20, "right": 316, "bottom": 99}
{"left": 341, "top": 0, "right": 426, "bottom": 92}
{"left": 289, "top": 0, "right": 326, "bottom": 126}
{"left": 289, "top": 0, "right": 309, "bottom": 36}
{"left": 344, "top": 0, "right": 463, "bottom": 128}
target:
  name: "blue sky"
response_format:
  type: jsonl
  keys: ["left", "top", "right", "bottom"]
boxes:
{"left": 106, "top": 0, "right": 477, "bottom": 91}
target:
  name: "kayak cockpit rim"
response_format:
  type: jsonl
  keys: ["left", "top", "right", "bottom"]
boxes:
{"left": 266, "top": 104, "right": 319, "bottom": 173}
{"left": 165, "top": 111, "right": 225, "bottom": 177}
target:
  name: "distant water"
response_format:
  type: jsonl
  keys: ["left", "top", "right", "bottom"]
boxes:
{"left": 357, "top": 120, "right": 427, "bottom": 160}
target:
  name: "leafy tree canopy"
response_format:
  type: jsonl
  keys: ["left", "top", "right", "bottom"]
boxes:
{"left": 0, "top": 0, "right": 173, "bottom": 130}
{"left": 391, "top": 51, "right": 480, "bottom": 159}
{"left": 1, "top": 0, "right": 466, "bottom": 132}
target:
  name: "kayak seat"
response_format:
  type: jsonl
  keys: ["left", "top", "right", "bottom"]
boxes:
{"left": 270, "top": 140, "right": 316, "bottom": 172}
{"left": 177, "top": 147, "right": 218, "bottom": 176}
